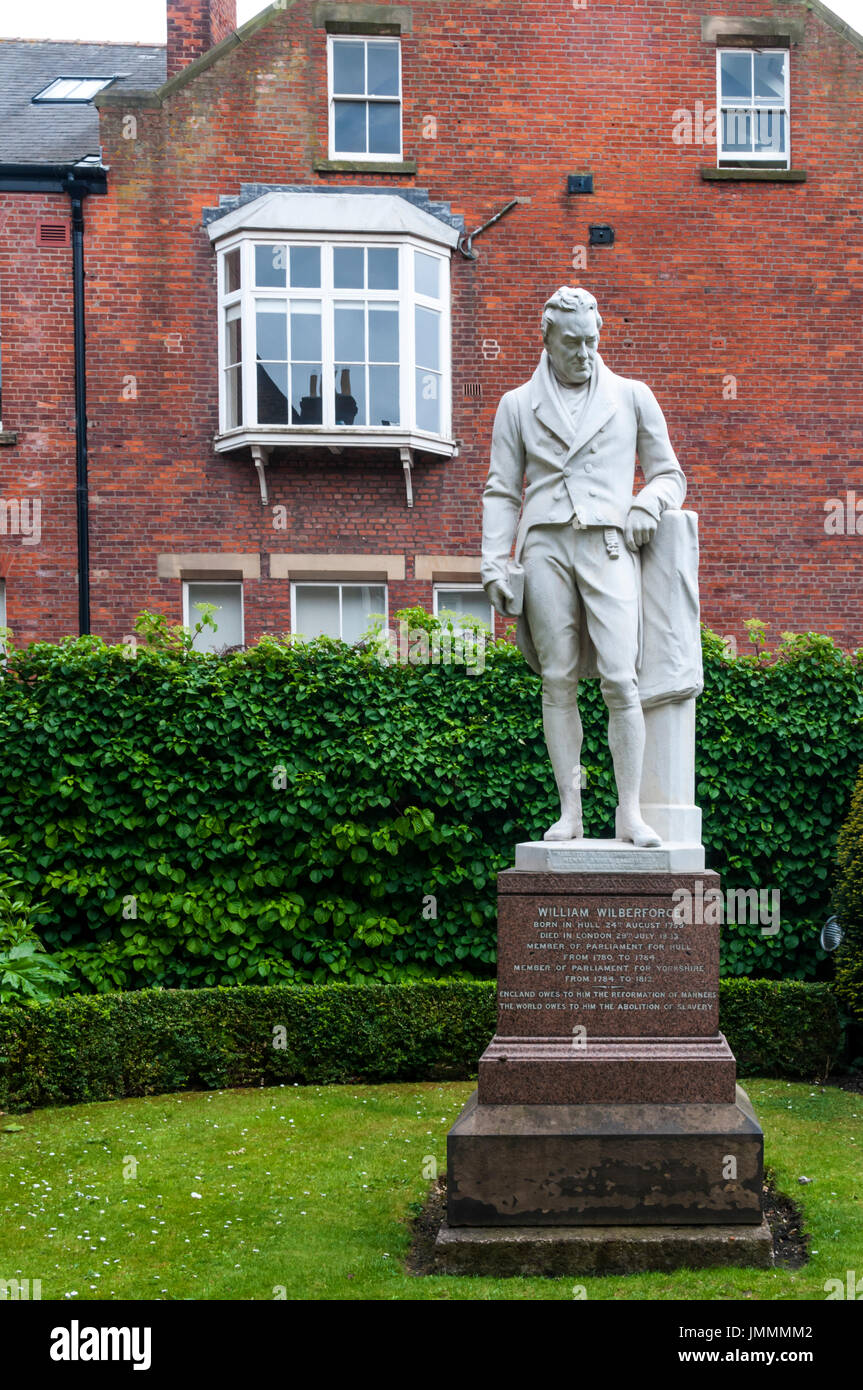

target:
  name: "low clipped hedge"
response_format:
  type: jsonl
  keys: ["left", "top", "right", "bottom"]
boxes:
{"left": 717, "top": 979, "right": 843, "bottom": 1081}
{"left": 0, "top": 979, "right": 843, "bottom": 1112}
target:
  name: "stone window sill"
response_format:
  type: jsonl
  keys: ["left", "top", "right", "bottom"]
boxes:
{"left": 314, "top": 158, "right": 417, "bottom": 175}
{"left": 700, "top": 167, "right": 806, "bottom": 183}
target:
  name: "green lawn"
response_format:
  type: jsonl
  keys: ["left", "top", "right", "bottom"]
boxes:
{"left": 1, "top": 1079, "right": 860, "bottom": 1301}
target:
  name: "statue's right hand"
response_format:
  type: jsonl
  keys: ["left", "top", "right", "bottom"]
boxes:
{"left": 486, "top": 579, "right": 514, "bottom": 615}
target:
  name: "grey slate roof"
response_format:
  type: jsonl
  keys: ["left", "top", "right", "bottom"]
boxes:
{"left": 0, "top": 39, "right": 166, "bottom": 164}
{"left": 203, "top": 184, "right": 466, "bottom": 235}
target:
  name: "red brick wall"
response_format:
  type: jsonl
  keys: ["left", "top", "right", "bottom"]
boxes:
{"left": 0, "top": 194, "right": 79, "bottom": 644}
{"left": 166, "top": 0, "right": 237, "bottom": 78}
{"left": 12, "top": 0, "right": 861, "bottom": 650}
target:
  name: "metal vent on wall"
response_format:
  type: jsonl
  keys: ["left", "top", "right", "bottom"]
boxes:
{"left": 37, "top": 220, "right": 71, "bottom": 247}
{"left": 463, "top": 383, "right": 483, "bottom": 398}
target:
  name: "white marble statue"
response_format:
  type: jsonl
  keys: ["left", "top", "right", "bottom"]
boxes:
{"left": 481, "top": 286, "right": 702, "bottom": 846}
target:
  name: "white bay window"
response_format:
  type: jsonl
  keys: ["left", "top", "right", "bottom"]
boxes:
{"left": 210, "top": 192, "right": 456, "bottom": 476}
{"left": 219, "top": 237, "right": 448, "bottom": 437}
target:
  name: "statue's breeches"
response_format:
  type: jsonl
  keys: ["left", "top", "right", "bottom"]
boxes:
{"left": 522, "top": 524, "right": 640, "bottom": 710}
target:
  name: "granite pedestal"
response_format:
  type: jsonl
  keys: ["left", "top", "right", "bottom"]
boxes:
{"left": 435, "top": 845, "right": 771, "bottom": 1274}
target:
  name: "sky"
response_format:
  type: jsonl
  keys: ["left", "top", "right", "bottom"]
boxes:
{"left": 1, "top": 0, "right": 861, "bottom": 44}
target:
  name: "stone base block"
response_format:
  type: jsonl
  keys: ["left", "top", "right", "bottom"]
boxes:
{"left": 513, "top": 839, "right": 705, "bottom": 872}
{"left": 446, "top": 1086, "right": 764, "bottom": 1227}
{"left": 477, "top": 1033, "right": 737, "bottom": 1105}
{"left": 433, "top": 1216, "right": 774, "bottom": 1276}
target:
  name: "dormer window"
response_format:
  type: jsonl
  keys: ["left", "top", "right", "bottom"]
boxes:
{"left": 209, "top": 191, "right": 458, "bottom": 471}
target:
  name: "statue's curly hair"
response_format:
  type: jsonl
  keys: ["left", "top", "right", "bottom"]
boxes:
{"left": 541, "top": 286, "right": 603, "bottom": 337}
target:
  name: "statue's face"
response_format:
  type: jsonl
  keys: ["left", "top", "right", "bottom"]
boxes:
{"left": 544, "top": 308, "right": 599, "bottom": 385}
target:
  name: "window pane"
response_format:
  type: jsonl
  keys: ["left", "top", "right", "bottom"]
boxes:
{"left": 368, "top": 102, "right": 400, "bottom": 154}
{"left": 342, "top": 585, "right": 385, "bottom": 644}
{"left": 254, "top": 243, "right": 287, "bottom": 287}
{"left": 295, "top": 585, "right": 340, "bottom": 638}
{"left": 414, "top": 251, "right": 440, "bottom": 299}
{"left": 43, "top": 79, "right": 79, "bottom": 99}
{"left": 332, "top": 39, "right": 365, "bottom": 95}
{"left": 435, "top": 588, "right": 492, "bottom": 627}
{"left": 257, "top": 362, "right": 289, "bottom": 424}
{"left": 290, "top": 302, "right": 321, "bottom": 361}
{"left": 368, "top": 247, "right": 398, "bottom": 290}
{"left": 335, "top": 303, "right": 365, "bottom": 361}
{"left": 224, "top": 248, "right": 241, "bottom": 294}
{"left": 256, "top": 301, "right": 287, "bottom": 361}
{"left": 367, "top": 42, "right": 399, "bottom": 96}
{"left": 720, "top": 51, "right": 751, "bottom": 103}
{"left": 334, "top": 246, "right": 365, "bottom": 289}
{"left": 290, "top": 245, "right": 321, "bottom": 288}
{"left": 225, "top": 365, "right": 242, "bottom": 428}
{"left": 416, "top": 368, "right": 441, "bottom": 433}
{"left": 755, "top": 109, "right": 785, "bottom": 153}
{"left": 188, "top": 584, "right": 243, "bottom": 653}
{"left": 369, "top": 304, "right": 399, "bottom": 362}
{"left": 415, "top": 305, "right": 440, "bottom": 370}
{"left": 292, "top": 366, "right": 323, "bottom": 424}
{"left": 334, "top": 100, "right": 367, "bottom": 153}
{"left": 722, "top": 108, "right": 752, "bottom": 152}
{"left": 754, "top": 52, "right": 785, "bottom": 103}
{"left": 225, "top": 307, "right": 241, "bottom": 365}
{"left": 334, "top": 366, "right": 365, "bottom": 425}
{"left": 369, "top": 365, "right": 399, "bottom": 426}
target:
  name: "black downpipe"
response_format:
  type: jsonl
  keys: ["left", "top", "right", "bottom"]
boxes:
{"left": 69, "top": 183, "right": 90, "bottom": 635}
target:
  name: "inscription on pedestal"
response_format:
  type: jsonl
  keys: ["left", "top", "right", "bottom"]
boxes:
{"left": 497, "top": 885, "right": 718, "bottom": 1037}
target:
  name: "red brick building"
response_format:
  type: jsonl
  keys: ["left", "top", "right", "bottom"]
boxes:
{"left": 1, "top": 0, "right": 861, "bottom": 651}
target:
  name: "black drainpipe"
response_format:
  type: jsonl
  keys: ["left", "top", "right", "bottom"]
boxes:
{"left": 0, "top": 163, "right": 106, "bottom": 637}
{"left": 67, "top": 175, "right": 90, "bottom": 635}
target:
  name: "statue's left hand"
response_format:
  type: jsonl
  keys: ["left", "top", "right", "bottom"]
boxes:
{"left": 624, "top": 506, "right": 658, "bottom": 552}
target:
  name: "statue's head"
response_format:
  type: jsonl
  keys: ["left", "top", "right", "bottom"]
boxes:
{"left": 541, "top": 286, "right": 602, "bottom": 386}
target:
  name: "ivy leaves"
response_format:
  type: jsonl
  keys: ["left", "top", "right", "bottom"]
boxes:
{"left": 0, "top": 622, "right": 859, "bottom": 991}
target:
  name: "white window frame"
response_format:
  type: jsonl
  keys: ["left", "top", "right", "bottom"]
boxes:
{"left": 716, "top": 48, "right": 790, "bottom": 168}
{"left": 182, "top": 580, "right": 244, "bottom": 650}
{"left": 327, "top": 35, "right": 403, "bottom": 162}
{"left": 290, "top": 580, "right": 389, "bottom": 641}
{"left": 216, "top": 232, "right": 453, "bottom": 454}
{"left": 433, "top": 583, "right": 494, "bottom": 631}
{"left": 33, "top": 77, "right": 116, "bottom": 103}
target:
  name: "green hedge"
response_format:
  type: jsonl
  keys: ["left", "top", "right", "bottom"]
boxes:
{"left": 0, "top": 979, "right": 843, "bottom": 1111}
{"left": 0, "top": 620, "right": 860, "bottom": 989}
{"left": 834, "top": 764, "right": 863, "bottom": 1022}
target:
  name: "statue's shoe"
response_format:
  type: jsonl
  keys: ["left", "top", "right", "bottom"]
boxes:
{"left": 618, "top": 818, "right": 661, "bottom": 848}
{"left": 543, "top": 817, "right": 584, "bottom": 842}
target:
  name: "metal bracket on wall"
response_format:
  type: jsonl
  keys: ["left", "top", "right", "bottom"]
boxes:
{"left": 400, "top": 446, "right": 414, "bottom": 508}
{"left": 458, "top": 197, "right": 530, "bottom": 259}
{"left": 251, "top": 444, "right": 270, "bottom": 506}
